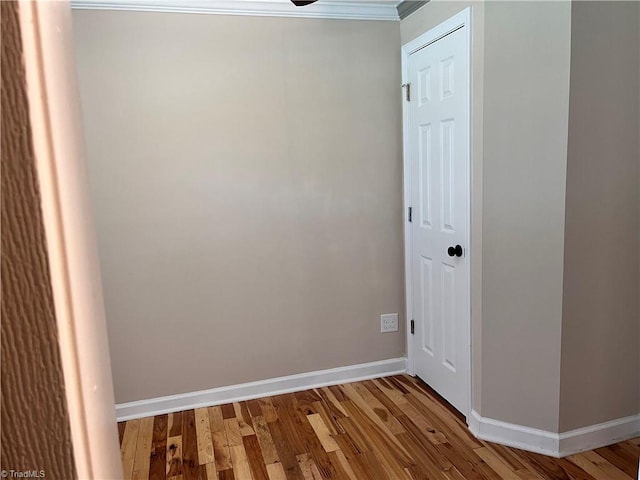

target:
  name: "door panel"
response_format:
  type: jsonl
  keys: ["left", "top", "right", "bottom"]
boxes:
{"left": 420, "top": 256, "right": 434, "bottom": 356}
{"left": 409, "top": 25, "right": 469, "bottom": 415}
{"left": 441, "top": 263, "right": 457, "bottom": 372}
{"left": 440, "top": 119, "right": 455, "bottom": 232}
{"left": 419, "top": 124, "right": 432, "bottom": 227}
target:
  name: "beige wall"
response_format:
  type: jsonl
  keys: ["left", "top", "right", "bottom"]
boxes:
{"left": 76, "top": 2, "right": 640, "bottom": 435}
{"left": 481, "top": 0, "right": 571, "bottom": 432}
{"left": 400, "top": 0, "right": 485, "bottom": 415}
{"left": 73, "top": 11, "right": 404, "bottom": 403}
{"left": 559, "top": 1, "right": 640, "bottom": 432}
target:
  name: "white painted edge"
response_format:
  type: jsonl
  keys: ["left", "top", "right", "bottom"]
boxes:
{"left": 558, "top": 414, "right": 640, "bottom": 457}
{"left": 70, "top": 0, "right": 400, "bottom": 21}
{"left": 116, "top": 357, "right": 407, "bottom": 421}
{"left": 469, "top": 409, "right": 640, "bottom": 458}
{"left": 401, "top": 6, "right": 469, "bottom": 56}
{"left": 19, "top": 1, "right": 123, "bottom": 478}
{"left": 400, "top": 26, "right": 414, "bottom": 378}
{"left": 468, "top": 410, "right": 559, "bottom": 456}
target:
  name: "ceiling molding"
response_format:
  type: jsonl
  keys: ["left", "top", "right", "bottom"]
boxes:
{"left": 70, "top": 0, "right": 401, "bottom": 21}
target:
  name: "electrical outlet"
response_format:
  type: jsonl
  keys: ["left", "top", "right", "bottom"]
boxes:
{"left": 380, "top": 313, "right": 399, "bottom": 333}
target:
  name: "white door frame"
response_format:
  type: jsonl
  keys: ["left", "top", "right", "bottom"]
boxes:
{"left": 18, "top": 1, "right": 123, "bottom": 477}
{"left": 401, "top": 7, "right": 473, "bottom": 418}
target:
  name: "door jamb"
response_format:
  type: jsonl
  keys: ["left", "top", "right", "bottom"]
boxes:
{"left": 18, "top": 1, "right": 123, "bottom": 477}
{"left": 401, "top": 7, "right": 473, "bottom": 418}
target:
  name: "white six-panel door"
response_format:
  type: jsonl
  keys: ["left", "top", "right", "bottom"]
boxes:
{"left": 405, "top": 16, "right": 470, "bottom": 416}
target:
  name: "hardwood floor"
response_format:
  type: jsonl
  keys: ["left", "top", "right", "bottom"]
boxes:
{"left": 118, "top": 374, "right": 640, "bottom": 479}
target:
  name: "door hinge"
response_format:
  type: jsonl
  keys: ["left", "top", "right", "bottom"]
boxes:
{"left": 410, "top": 319, "right": 415, "bottom": 335}
{"left": 402, "top": 83, "right": 411, "bottom": 102}
{"left": 408, "top": 206, "right": 413, "bottom": 223}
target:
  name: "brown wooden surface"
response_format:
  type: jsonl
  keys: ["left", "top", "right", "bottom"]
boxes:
{"left": 0, "top": 1, "right": 77, "bottom": 477}
{"left": 118, "top": 375, "right": 639, "bottom": 479}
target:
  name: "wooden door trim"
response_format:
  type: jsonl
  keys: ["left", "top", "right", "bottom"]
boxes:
{"left": 18, "top": 1, "right": 123, "bottom": 477}
{"left": 401, "top": 6, "right": 473, "bottom": 419}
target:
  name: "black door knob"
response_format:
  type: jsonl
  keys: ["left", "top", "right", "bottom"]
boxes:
{"left": 447, "top": 245, "right": 463, "bottom": 257}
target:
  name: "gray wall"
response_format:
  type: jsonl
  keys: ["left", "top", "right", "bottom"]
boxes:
{"left": 73, "top": 11, "right": 404, "bottom": 403}
{"left": 481, "top": 0, "right": 571, "bottom": 433}
{"left": 559, "top": 1, "right": 640, "bottom": 432}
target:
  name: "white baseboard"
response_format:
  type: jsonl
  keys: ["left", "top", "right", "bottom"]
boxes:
{"left": 115, "top": 357, "right": 407, "bottom": 421}
{"left": 468, "top": 409, "right": 640, "bottom": 458}
{"left": 558, "top": 414, "right": 640, "bottom": 457}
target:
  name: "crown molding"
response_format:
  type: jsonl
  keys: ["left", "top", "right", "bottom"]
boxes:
{"left": 70, "top": 0, "right": 401, "bottom": 21}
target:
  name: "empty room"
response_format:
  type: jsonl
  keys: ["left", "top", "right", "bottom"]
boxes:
{"left": 2, "top": 0, "right": 640, "bottom": 479}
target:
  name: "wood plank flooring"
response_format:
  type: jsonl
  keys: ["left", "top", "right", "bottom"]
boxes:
{"left": 118, "top": 374, "right": 640, "bottom": 479}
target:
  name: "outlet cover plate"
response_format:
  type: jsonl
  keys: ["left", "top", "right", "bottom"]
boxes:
{"left": 381, "top": 313, "right": 399, "bottom": 333}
